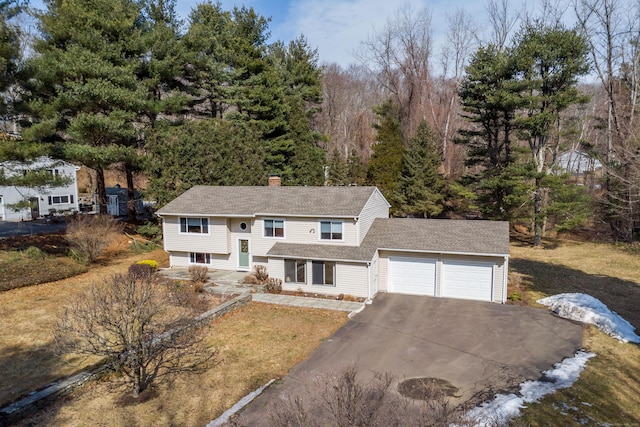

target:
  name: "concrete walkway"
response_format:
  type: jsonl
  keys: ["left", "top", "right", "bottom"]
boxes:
{"left": 252, "top": 293, "right": 364, "bottom": 313}
{"left": 158, "top": 267, "right": 366, "bottom": 313}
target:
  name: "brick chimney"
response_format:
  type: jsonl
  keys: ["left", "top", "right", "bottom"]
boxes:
{"left": 268, "top": 175, "right": 281, "bottom": 186}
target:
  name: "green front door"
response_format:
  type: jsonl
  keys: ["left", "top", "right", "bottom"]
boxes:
{"left": 238, "top": 239, "right": 250, "bottom": 270}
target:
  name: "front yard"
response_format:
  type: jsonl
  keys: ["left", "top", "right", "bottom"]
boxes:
{"left": 0, "top": 234, "right": 347, "bottom": 426}
{"left": 510, "top": 240, "right": 640, "bottom": 425}
{"left": 2, "top": 233, "right": 639, "bottom": 426}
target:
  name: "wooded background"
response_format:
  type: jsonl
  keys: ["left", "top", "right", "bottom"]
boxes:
{"left": 1, "top": 0, "right": 639, "bottom": 245}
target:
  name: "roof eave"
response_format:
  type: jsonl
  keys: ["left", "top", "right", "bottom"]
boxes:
{"left": 375, "top": 247, "right": 510, "bottom": 258}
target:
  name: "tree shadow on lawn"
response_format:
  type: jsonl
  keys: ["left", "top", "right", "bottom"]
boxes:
{"left": 0, "top": 341, "right": 88, "bottom": 424}
{"left": 510, "top": 258, "right": 640, "bottom": 330}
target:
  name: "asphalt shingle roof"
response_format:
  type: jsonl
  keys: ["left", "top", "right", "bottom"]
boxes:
{"left": 363, "top": 218, "right": 510, "bottom": 256}
{"left": 267, "top": 218, "right": 510, "bottom": 262}
{"left": 156, "top": 185, "right": 380, "bottom": 217}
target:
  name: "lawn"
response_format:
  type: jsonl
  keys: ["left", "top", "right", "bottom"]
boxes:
{"left": 509, "top": 239, "right": 640, "bottom": 425}
{"left": 15, "top": 303, "right": 348, "bottom": 427}
{"left": 0, "top": 237, "right": 169, "bottom": 406}
{"left": 0, "top": 232, "right": 347, "bottom": 426}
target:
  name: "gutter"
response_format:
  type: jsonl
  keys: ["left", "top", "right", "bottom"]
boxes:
{"left": 376, "top": 247, "right": 510, "bottom": 259}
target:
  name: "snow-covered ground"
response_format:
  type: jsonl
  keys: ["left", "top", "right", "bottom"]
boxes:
{"left": 466, "top": 351, "right": 596, "bottom": 426}
{"left": 538, "top": 293, "right": 640, "bottom": 343}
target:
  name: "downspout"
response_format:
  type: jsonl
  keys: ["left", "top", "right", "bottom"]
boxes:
{"left": 355, "top": 217, "right": 360, "bottom": 245}
{"left": 366, "top": 261, "right": 372, "bottom": 304}
{"left": 502, "top": 256, "right": 509, "bottom": 304}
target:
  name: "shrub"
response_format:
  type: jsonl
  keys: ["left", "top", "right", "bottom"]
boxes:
{"left": 242, "top": 274, "right": 260, "bottom": 285}
{"left": 188, "top": 265, "right": 208, "bottom": 283}
{"left": 65, "top": 215, "right": 123, "bottom": 263}
{"left": 137, "top": 221, "right": 162, "bottom": 241}
{"left": 23, "top": 246, "right": 46, "bottom": 261}
{"left": 136, "top": 259, "right": 159, "bottom": 271}
{"left": 129, "top": 241, "right": 157, "bottom": 254}
{"left": 264, "top": 277, "right": 282, "bottom": 294}
{"left": 508, "top": 291, "right": 523, "bottom": 302}
{"left": 252, "top": 265, "right": 269, "bottom": 283}
{"left": 193, "top": 282, "right": 205, "bottom": 293}
{"left": 128, "top": 263, "right": 155, "bottom": 278}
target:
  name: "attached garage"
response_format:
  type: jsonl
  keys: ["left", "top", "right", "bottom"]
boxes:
{"left": 389, "top": 256, "right": 436, "bottom": 296}
{"left": 441, "top": 259, "right": 494, "bottom": 302}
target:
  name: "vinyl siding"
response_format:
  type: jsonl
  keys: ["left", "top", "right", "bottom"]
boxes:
{"left": 162, "top": 216, "right": 229, "bottom": 254}
{"left": 252, "top": 216, "right": 358, "bottom": 257}
{"left": 357, "top": 189, "right": 390, "bottom": 244}
{"left": 270, "top": 258, "right": 369, "bottom": 298}
{"left": 378, "top": 250, "right": 506, "bottom": 303}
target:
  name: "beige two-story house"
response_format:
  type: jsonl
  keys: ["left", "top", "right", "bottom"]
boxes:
{"left": 156, "top": 184, "right": 510, "bottom": 303}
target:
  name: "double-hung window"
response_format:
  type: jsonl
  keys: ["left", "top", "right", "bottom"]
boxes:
{"left": 285, "top": 259, "right": 306, "bottom": 284}
{"left": 312, "top": 261, "right": 335, "bottom": 286}
{"left": 320, "top": 220, "right": 343, "bottom": 241}
{"left": 264, "top": 219, "right": 284, "bottom": 238}
{"left": 190, "top": 252, "right": 211, "bottom": 264}
{"left": 180, "top": 217, "right": 209, "bottom": 234}
{"left": 49, "top": 195, "right": 72, "bottom": 205}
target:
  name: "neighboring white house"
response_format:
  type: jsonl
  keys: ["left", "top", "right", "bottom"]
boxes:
{"left": 157, "top": 182, "right": 510, "bottom": 304}
{"left": 556, "top": 149, "right": 602, "bottom": 176}
{"left": 0, "top": 157, "right": 80, "bottom": 221}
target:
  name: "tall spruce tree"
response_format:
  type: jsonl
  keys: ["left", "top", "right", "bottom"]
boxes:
{"left": 326, "top": 147, "right": 347, "bottom": 186}
{"left": 367, "top": 100, "right": 405, "bottom": 212}
{"left": 394, "top": 121, "right": 447, "bottom": 218}
{"left": 346, "top": 149, "right": 366, "bottom": 185}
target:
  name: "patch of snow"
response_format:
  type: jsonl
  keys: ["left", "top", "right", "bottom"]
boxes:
{"left": 537, "top": 293, "right": 640, "bottom": 343}
{"left": 466, "top": 351, "right": 595, "bottom": 427}
{"left": 206, "top": 379, "right": 275, "bottom": 427}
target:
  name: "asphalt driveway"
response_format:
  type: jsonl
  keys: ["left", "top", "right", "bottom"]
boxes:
{"left": 235, "top": 293, "right": 583, "bottom": 424}
{"left": 0, "top": 220, "right": 67, "bottom": 238}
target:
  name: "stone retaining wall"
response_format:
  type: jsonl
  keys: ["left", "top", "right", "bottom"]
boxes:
{"left": 0, "top": 292, "right": 252, "bottom": 426}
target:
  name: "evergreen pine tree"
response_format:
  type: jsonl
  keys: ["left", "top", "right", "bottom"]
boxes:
{"left": 346, "top": 149, "right": 366, "bottom": 185}
{"left": 395, "top": 121, "right": 447, "bottom": 218}
{"left": 326, "top": 147, "right": 348, "bottom": 186}
{"left": 367, "top": 100, "right": 404, "bottom": 210}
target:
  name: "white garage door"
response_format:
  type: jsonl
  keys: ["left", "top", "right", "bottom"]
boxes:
{"left": 441, "top": 260, "right": 493, "bottom": 302}
{"left": 389, "top": 257, "right": 436, "bottom": 296}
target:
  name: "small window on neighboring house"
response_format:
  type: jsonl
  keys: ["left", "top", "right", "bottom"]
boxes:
{"left": 285, "top": 259, "right": 306, "bottom": 283}
{"left": 48, "top": 195, "right": 70, "bottom": 205}
{"left": 320, "top": 221, "right": 343, "bottom": 240}
{"left": 264, "top": 219, "right": 284, "bottom": 238}
{"left": 180, "top": 217, "right": 209, "bottom": 234}
{"left": 312, "top": 261, "right": 335, "bottom": 286}
{"left": 190, "top": 252, "right": 211, "bottom": 264}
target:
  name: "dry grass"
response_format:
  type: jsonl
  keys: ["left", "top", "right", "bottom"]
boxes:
{"left": 16, "top": 303, "right": 348, "bottom": 427}
{"left": 510, "top": 239, "right": 640, "bottom": 329}
{"left": 509, "top": 238, "right": 640, "bottom": 425}
{"left": 0, "top": 237, "right": 169, "bottom": 406}
{"left": 518, "top": 327, "right": 640, "bottom": 425}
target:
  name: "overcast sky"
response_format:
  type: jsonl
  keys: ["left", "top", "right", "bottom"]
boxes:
{"left": 29, "top": 0, "right": 540, "bottom": 67}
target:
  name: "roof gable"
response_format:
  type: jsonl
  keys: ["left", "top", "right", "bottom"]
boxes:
{"left": 156, "top": 186, "right": 383, "bottom": 218}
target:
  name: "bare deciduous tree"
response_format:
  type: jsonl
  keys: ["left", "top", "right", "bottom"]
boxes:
{"left": 54, "top": 270, "right": 217, "bottom": 397}
{"left": 357, "top": 4, "right": 433, "bottom": 138}
{"left": 259, "top": 365, "right": 471, "bottom": 427}
{"left": 575, "top": 0, "right": 640, "bottom": 240}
